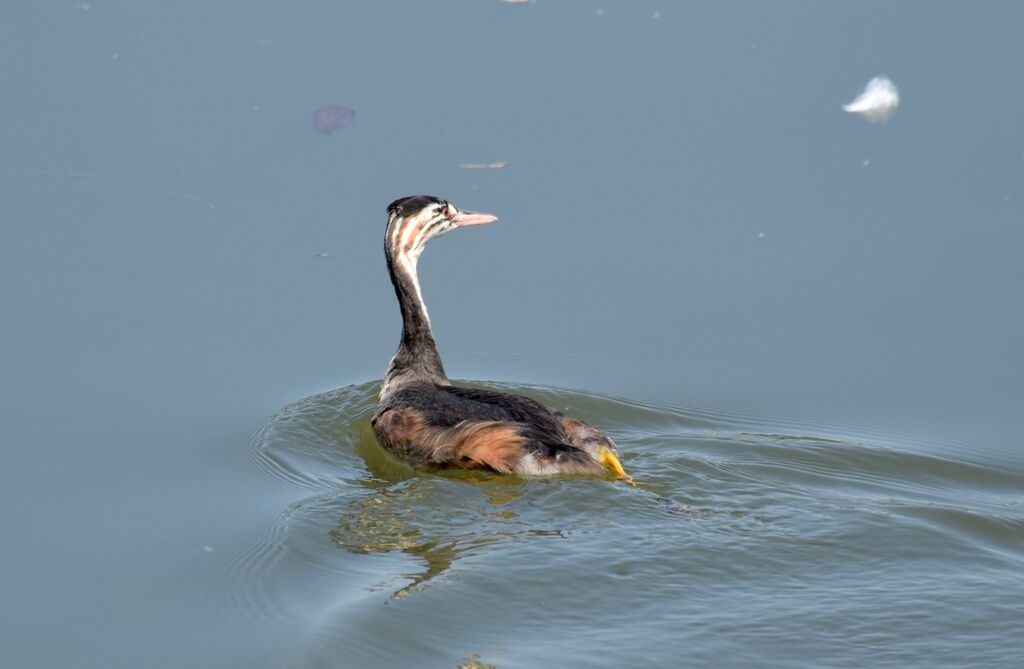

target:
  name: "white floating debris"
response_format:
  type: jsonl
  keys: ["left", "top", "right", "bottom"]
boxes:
{"left": 843, "top": 76, "right": 900, "bottom": 123}
{"left": 501, "top": 0, "right": 534, "bottom": 4}
{"left": 862, "top": 158, "right": 871, "bottom": 168}
{"left": 458, "top": 162, "right": 508, "bottom": 170}
{"left": 203, "top": 545, "right": 215, "bottom": 553}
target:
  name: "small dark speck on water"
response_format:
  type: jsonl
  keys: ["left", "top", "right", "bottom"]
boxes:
{"left": 313, "top": 105, "right": 356, "bottom": 134}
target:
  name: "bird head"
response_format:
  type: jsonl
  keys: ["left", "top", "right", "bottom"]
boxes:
{"left": 385, "top": 195, "right": 498, "bottom": 262}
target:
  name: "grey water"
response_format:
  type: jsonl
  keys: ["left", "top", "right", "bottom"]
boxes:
{"left": 1, "top": 2, "right": 1022, "bottom": 668}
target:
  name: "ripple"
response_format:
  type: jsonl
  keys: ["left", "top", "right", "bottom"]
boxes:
{"left": 230, "top": 380, "right": 1024, "bottom": 665}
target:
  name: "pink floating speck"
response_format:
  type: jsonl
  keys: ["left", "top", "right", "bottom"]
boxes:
{"left": 313, "top": 105, "right": 356, "bottom": 134}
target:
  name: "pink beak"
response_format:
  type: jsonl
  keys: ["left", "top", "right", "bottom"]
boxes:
{"left": 450, "top": 209, "right": 498, "bottom": 227}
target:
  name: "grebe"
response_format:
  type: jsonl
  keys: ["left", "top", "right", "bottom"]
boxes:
{"left": 371, "top": 195, "right": 628, "bottom": 479}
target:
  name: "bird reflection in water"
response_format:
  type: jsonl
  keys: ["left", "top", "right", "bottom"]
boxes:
{"left": 327, "top": 476, "right": 563, "bottom": 600}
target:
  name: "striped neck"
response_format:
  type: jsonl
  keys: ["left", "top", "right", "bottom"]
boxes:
{"left": 381, "top": 216, "right": 449, "bottom": 397}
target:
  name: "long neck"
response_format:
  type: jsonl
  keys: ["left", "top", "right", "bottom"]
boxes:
{"left": 382, "top": 246, "right": 448, "bottom": 396}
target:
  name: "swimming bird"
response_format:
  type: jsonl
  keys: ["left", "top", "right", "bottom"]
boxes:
{"left": 371, "top": 195, "right": 628, "bottom": 479}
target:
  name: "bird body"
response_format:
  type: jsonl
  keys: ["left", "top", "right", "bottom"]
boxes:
{"left": 372, "top": 195, "right": 627, "bottom": 479}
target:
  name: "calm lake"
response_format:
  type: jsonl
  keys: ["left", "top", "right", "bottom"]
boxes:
{"left": 2, "top": 2, "right": 1022, "bottom": 668}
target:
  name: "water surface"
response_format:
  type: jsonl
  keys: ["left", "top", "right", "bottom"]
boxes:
{"left": 1, "top": 2, "right": 1022, "bottom": 667}
{"left": 234, "top": 381, "right": 1024, "bottom": 667}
